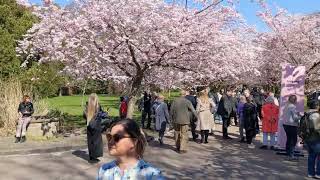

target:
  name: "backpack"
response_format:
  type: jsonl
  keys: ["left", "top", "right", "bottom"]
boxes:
{"left": 299, "top": 111, "right": 319, "bottom": 141}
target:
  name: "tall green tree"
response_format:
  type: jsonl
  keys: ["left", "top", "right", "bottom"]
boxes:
{"left": 0, "top": 0, "right": 36, "bottom": 78}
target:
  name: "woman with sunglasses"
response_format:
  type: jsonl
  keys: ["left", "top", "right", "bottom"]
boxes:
{"left": 97, "top": 119, "right": 163, "bottom": 180}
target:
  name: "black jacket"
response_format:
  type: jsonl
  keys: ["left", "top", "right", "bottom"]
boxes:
{"left": 251, "top": 91, "right": 265, "bottom": 107}
{"left": 243, "top": 102, "right": 258, "bottom": 135}
{"left": 217, "top": 95, "right": 236, "bottom": 118}
{"left": 185, "top": 95, "right": 197, "bottom": 109}
{"left": 18, "top": 102, "right": 34, "bottom": 117}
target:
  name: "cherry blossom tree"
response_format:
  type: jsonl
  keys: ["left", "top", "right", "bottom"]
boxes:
{"left": 16, "top": 0, "right": 31, "bottom": 7}
{"left": 17, "top": 0, "right": 260, "bottom": 117}
{"left": 256, "top": 3, "right": 320, "bottom": 91}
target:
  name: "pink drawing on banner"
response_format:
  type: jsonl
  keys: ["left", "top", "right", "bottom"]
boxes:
{"left": 277, "top": 64, "right": 305, "bottom": 149}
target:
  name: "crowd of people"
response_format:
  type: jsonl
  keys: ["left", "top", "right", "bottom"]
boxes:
{"left": 13, "top": 86, "right": 320, "bottom": 179}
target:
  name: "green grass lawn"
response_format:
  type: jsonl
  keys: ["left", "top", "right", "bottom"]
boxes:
{"left": 45, "top": 91, "right": 180, "bottom": 128}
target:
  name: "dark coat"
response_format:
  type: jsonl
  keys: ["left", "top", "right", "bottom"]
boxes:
{"left": 143, "top": 93, "right": 152, "bottom": 112}
{"left": 185, "top": 95, "right": 197, "bottom": 109}
{"left": 18, "top": 102, "right": 34, "bottom": 117}
{"left": 217, "top": 95, "right": 236, "bottom": 119}
{"left": 243, "top": 102, "right": 258, "bottom": 137}
{"left": 83, "top": 107, "right": 104, "bottom": 159}
{"left": 251, "top": 91, "right": 265, "bottom": 107}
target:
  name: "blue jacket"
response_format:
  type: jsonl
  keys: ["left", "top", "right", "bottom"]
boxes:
{"left": 97, "top": 159, "right": 164, "bottom": 180}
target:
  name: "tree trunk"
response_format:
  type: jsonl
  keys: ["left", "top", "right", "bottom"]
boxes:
{"left": 126, "top": 74, "right": 144, "bottom": 119}
{"left": 81, "top": 80, "right": 88, "bottom": 108}
{"left": 126, "top": 96, "right": 138, "bottom": 119}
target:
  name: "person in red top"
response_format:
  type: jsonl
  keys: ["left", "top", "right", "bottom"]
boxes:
{"left": 119, "top": 96, "right": 128, "bottom": 119}
{"left": 260, "top": 96, "right": 279, "bottom": 150}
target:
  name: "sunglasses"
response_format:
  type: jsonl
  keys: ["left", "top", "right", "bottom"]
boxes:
{"left": 106, "top": 133, "right": 132, "bottom": 143}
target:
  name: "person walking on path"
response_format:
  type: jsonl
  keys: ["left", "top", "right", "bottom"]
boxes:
{"left": 213, "top": 89, "right": 224, "bottom": 124}
{"left": 141, "top": 92, "right": 152, "bottom": 129}
{"left": 15, "top": 95, "right": 34, "bottom": 143}
{"left": 196, "top": 88, "right": 216, "bottom": 144}
{"left": 243, "top": 96, "right": 259, "bottom": 149}
{"left": 185, "top": 89, "right": 198, "bottom": 141}
{"left": 119, "top": 96, "right": 128, "bottom": 119}
{"left": 300, "top": 100, "right": 320, "bottom": 178}
{"left": 170, "top": 90, "right": 198, "bottom": 153}
{"left": 83, "top": 93, "right": 106, "bottom": 163}
{"left": 283, "top": 95, "right": 302, "bottom": 160}
{"left": 260, "top": 96, "right": 279, "bottom": 150}
{"left": 217, "top": 87, "right": 236, "bottom": 140}
{"left": 237, "top": 95, "right": 247, "bottom": 143}
{"left": 97, "top": 119, "right": 163, "bottom": 180}
{"left": 152, "top": 95, "right": 170, "bottom": 145}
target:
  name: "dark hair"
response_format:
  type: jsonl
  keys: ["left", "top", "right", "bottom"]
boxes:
{"left": 120, "top": 96, "right": 124, "bottom": 102}
{"left": 111, "top": 119, "right": 147, "bottom": 158}
{"left": 246, "top": 96, "right": 254, "bottom": 103}
{"left": 288, "top": 95, "right": 297, "bottom": 104}
{"left": 308, "top": 100, "right": 319, "bottom": 109}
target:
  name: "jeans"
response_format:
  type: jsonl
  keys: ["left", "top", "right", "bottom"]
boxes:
{"left": 307, "top": 143, "right": 320, "bottom": 176}
{"left": 263, "top": 132, "right": 276, "bottom": 146}
{"left": 16, "top": 116, "right": 32, "bottom": 137}
{"left": 190, "top": 118, "right": 198, "bottom": 140}
{"left": 283, "top": 124, "right": 298, "bottom": 157}
{"left": 222, "top": 117, "right": 231, "bottom": 137}
{"left": 141, "top": 110, "right": 151, "bottom": 128}
{"left": 239, "top": 120, "right": 245, "bottom": 140}
{"left": 174, "top": 124, "right": 189, "bottom": 151}
{"left": 158, "top": 122, "right": 167, "bottom": 140}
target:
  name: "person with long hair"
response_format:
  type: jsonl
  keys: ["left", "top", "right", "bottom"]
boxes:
{"left": 97, "top": 119, "right": 163, "bottom": 180}
{"left": 15, "top": 95, "right": 34, "bottom": 143}
{"left": 196, "top": 88, "right": 215, "bottom": 144}
{"left": 83, "top": 93, "right": 104, "bottom": 162}
{"left": 283, "top": 95, "right": 301, "bottom": 160}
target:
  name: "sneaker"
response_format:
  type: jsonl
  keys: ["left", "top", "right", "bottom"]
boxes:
{"left": 308, "top": 174, "right": 315, "bottom": 178}
{"left": 14, "top": 137, "right": 20, "bottom": 143}
{"left": 20, "top": 136, "right": 26, "bottom": 143}
{"left": 259, "top": 145, "right": 268, "bottom": 150}
{"left": 315, "top": 175, "right": 320, "bottom": 179}
{"left": 248, "top": 144, "right": 255, "bottom": 149}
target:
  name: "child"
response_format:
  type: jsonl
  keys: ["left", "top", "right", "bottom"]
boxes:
{"left": 97, "top": 119, "right": 163, "bottom": 180}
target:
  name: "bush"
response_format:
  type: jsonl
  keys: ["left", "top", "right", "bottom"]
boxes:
{"left": 0, "top": 78, "right": 23, "bottom": 136}
{"left": 0, "top": 78, "right": 50, "bottom": 136}
{"left": 20, "top": 62, "right": 67, "bottom": 98}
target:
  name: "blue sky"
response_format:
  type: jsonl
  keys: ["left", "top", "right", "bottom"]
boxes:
{"left": 29, "top": 0, "right": 320, "bottom": 32}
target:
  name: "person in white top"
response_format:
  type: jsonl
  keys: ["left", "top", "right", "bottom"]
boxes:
{"left": 196, "top": 88, "right": 216, "bottom": 144}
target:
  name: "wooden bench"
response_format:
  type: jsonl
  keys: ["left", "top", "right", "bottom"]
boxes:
{"left": 26, "top": 116, "right": 60, "bottom": 138}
